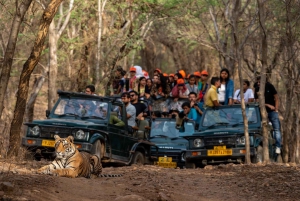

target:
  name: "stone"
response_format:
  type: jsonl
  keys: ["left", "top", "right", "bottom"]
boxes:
{"left": 115, "top": 194, "right": 149, "bottom": 201}
{"left": 0, "top": 182, "right": 14, "bottom": 192}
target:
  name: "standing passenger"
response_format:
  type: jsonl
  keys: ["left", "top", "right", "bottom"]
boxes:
{"left": 218, "top": 68, "right": 234, "bottom": 105}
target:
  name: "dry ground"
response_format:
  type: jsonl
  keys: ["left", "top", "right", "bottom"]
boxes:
{"left": 1, "top": 159, "right": 300, "bottom": 201}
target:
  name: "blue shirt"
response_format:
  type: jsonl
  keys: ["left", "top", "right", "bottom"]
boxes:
{"left": 187, "top": 108, "right": 198, "bottom": 121}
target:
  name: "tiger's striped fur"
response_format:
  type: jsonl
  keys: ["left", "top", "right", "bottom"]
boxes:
{"left": 38, "top": 135, "right": 102, "bottom": 178}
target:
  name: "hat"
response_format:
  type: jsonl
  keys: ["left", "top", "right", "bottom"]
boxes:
{"left": 169, "top": 73, "right": 175, "bottom": 77}
{"left": 163, "top": 73, "right": 168, "bottom": 77}
{"left": 129, "top": 67, "right": 136, "bottom": 72}
{"left": 154, "top": 68, "right": 162, "bottom": 74}
{"left": 177, "top": 78, "right": 185, "bottom": 86}
{"left": 201, "top": 70, "right": 209, "bottom": 75}
{"left": 178, "top": 70, "right": 186, "bottom": 78}
{"left": 142, "top": 70, "right": 149, "bottom": 78}
{"left": 194, "top": 71, "right": 201, "bottom": 77}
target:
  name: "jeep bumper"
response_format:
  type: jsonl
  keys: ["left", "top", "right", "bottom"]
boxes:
{"left": 22, "top": 137, "right": 93, "bottom": 153}
{"left": 185, "top": 147, "right": 256, "bottom": 164}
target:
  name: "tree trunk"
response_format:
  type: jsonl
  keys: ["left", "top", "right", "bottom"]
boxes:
{"left": 48, "top": 0, "right": 74, "bottom": 110}
{"left": 95, "top": 0, "right": 108, "bottom": 89}
{"left": 0, "top": 0, "right": 33, "bottom": 117}
{"left": 77, "top": 45, "right": 89, "bottom": 92}
{"left": 257, "top": 0, "right": 269, "bottom": 163}
{"left": 48, "top": 22, "right": 58, "bottom": 110}
{"left": 7, "top": 0, "right": 64, "bottom": 158}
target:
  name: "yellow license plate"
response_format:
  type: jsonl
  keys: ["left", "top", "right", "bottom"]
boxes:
{"left": 42, "top": 140, "right": 55, "bottom": 147}
{"left": 207, "top": 149, "right": 232, "bottom": 156}
{"left": 158, "top": 157, "right": 173, "bottom": 162}
{"left": 155, "top": 161, "right": 177, "bottom": 168}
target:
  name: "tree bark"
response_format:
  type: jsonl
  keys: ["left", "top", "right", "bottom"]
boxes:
{"left": 7, "top": 0, "right": 64, "bottom": 158}
{"left": 0, "top": 0, "right": 33, "bottom": 117}
{"left": 48, "top": 0, "right": 74, "bottom": 110}
{"left": 257, "top": 0, "right": 269, "bottom": 163}
{"left": 77, "top": 45, "right": 89, "bottom": 92}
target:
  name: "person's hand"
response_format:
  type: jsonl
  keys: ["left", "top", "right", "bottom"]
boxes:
{"left": 173, "top": 98, "right": 178, "bottom": 102}
{"left": 190, "top": 101, "right": 195, "bottom": 107}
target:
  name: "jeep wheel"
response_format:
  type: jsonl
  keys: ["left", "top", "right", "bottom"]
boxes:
{"left": 91, "top": 140, "right": 102, "bottom": 159}
{"left": 185, "top": 161, "right": 196, "bottom": 169}
{"left": 132, "top": 151, "right": 145, "bottom": 165}
{"left": 251, "top": 145, "right": 263, "bottom": 163}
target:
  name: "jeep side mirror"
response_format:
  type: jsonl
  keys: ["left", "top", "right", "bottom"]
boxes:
{"left": 46, "top": 110, "right": 50, "bottom": 118}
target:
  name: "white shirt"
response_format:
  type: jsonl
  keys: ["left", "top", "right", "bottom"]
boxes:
{"left": 233, "top": 88, "right": 254, "bottom": 103}
{"left": 218, "top": 84, "right": 226, "bottom": 102}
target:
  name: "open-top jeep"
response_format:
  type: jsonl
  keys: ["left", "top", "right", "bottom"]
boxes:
{"left": 184, "top": 104, "right": 281, "bottom": 168}
{"left": 148, "top": 118, "right": 195, "bottom": 168}
{"left": 22, "top": 90, "right": 156, "bottom": 165}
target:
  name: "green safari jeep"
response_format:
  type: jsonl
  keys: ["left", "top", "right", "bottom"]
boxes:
{"left": 22, "top": 90, "right": 156, "bottom": 165}
{"left": 184, "top": 104, "right": 281, "bottom": 168}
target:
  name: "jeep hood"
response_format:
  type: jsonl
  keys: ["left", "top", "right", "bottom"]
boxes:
{"left": 150, "top": 137, "right": 188, "bottom": 150}
{"left": 31, "top": 118, "right": 105, "bottom": 128}
{"left": 190, "top": 127, "right": 261, "bottom": 138}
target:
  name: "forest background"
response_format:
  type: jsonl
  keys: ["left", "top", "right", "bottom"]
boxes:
{"left": 0, "top": 0, "right": 299, "bottom": 163}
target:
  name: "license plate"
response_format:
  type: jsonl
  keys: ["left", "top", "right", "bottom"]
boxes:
{"left": 158, "top": 157, "right": 173, "bottom": 162}
{"left": 42, "top": 140, "right": 55, "bottom": 147}
{"left": 207, "top": 149, "right": 232, "bottom": 156}
{"left": 155, "top": 161, "right": 177, "bottom": 168}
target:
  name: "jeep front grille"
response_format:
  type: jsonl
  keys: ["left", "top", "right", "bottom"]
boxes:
{"left": 40, "top": 126, "right": 72, "bottom": 138}
{"left": 204, "top": 136, "right": 236, "bottom": 147}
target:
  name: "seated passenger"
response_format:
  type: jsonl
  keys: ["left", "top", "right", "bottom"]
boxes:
{"left": 121, "top": 92, "right": 136, "bottom": 132}
{"left": 185, "top": 75, "right": 199, "bottom": 94}
{"left": 109, "top": 113, "right": 125, "bottom": 127}
{"left": 169, "top": 79, "right": 189, "bottom": 112}
{"left": 204, "top": 77, "right": 221, "bottom": 108}
{"left": 233, "top": 79, "right": 254, "bottom": 104}
{"left": 129, "top": 90, "right": 147, "bottom": 120}
{"left": 181, "top": 102, "right": 197, "bottom": 121}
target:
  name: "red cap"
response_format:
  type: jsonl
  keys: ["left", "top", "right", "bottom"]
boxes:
{"left": 194, "top": 71, "right": 201, "bottom": 77}
{"left": 178, "top": 70, "right": 186, "bottom": 78}
{"left": 163, "top": 73, "right": 168, "bottom": 77}
{"left": 129, "top": 67, "right": 136, "bottom": 72}
{"left": 177, "top": 78, "right": 185, "bottom": 85}
{"left": 169, "top": 73, "right": 175, "bottom": 77}
{"left": 154, "top": 68, "right": 162, "bottom": 74}
{"left": 201, "top": 70, "right": 209, "bottom": 75}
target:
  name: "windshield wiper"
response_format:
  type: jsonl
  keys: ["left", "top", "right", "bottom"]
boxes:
{"left": 207, "top": 122, "right": 229, "bottom": 129}
{"left": 150, "top": 135, "right": 170, "bottom": 139}
{"left": 232, "top": 121, "right": 255, "bottom": 127}
{"left": 81, "top": 116, "right": 106, "bottom": 120}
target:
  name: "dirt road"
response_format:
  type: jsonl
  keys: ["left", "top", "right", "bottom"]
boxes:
{"left": 1, "top": 160, "right": 300, "bottom": 201}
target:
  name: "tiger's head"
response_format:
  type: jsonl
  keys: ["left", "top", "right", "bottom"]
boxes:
{"left": 54, "top": 135, "right": 76, "bottom": 159}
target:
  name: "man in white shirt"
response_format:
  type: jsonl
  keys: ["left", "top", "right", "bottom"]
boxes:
{"left": 233, "top": 80, "right": 254, "bottom": 103}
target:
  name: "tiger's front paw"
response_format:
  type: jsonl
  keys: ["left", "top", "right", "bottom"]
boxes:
{"left": 49, "top": 170, "right": 59, "bottom": 177}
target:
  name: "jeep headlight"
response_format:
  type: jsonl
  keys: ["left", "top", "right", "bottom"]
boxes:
{"left": 75, "top": 130, "right": 85, "bottom": 140}
{"left": 30, "top": 126, "right": 40, "bottom": 136}
{"left": 181, "top": 152, "right": 186, "bottom": 162}
{"left": 237, "top": 136, "right": 246, "bottom": 145}
{"left": 193, "top": 138, "right": 204, "bottom": 148}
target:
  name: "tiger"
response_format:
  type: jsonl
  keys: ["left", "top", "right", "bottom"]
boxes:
{"left": 38, "top": 135, "right": 103, "bottom": 178}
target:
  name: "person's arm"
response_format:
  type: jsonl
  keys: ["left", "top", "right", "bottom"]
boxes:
{"left": 126, "top": 106, "right": 136, "bottom": 119}
{"left": 190, "top": 108, "right": 198, "bottom": 121}
{"left": 179, "top": 89, "right": 189, "bottom": 99}
{"left": 194, "top": 104, "right": 203, "bottom": 115}
{"left": 213, "top": 100, "right": 220, "bottom": 107}
{"left": 227, "top": 80, "right": 234, "bottom": 105}
{"left": 110, "top": 115, "right": 125, "bottom": 127}
{"left": 274, "top": 94, "right": 279, "bottom": 112}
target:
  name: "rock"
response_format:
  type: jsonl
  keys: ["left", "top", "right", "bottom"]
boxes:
{"left": 0, "top": 182, "right": 15, "bottom": 192}
{"left": 158, "top": 192, "right": 170, "bottom": 201}
{"left": 204, "top": 165, "right": 213, "bottom": 170}
{"left": 115, "top": 194, "right": 149, "bottom": 201}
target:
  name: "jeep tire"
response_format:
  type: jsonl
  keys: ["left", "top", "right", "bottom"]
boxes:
{"left": 91, "top": 140, "right": 102, "bottom": 159}
{"left": 185, "top": 161, "right": 196, "bottom": 169}
{"left": 251, "top": 145, "right": 263, "bottom": 163}
{"left": 132, "top": 151, "right": 145, "bottom": 165}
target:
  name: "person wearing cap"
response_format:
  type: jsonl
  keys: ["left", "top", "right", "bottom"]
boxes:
{"left": 194, "top": 71, "right": 201, "bottom": 84}
{"left": 154, "top": 68, "right": 162, "bottom": 76}
{"left": 168, "top": 74, "right": 175, "bottom": 90}
{"left": 129, "top": 67, "right": 137, "bottom": 91}
{"left": 197, "top": 70, "right": 209, "bottom": 103}
{"left": 219, "top": 68, "right": 234, "bottom": 105}
{"left": 170, "top": 78, "right": 189, "bottom": 99}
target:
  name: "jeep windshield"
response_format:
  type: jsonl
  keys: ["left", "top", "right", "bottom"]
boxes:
{"left": 150, "top": 119, "right": 195, "bottom": 139}
{"left": 53, "top": 97, "right": 108, "bottom": 120}
{"left": 202, "top": 107, "right": 258, "bottom": 128}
